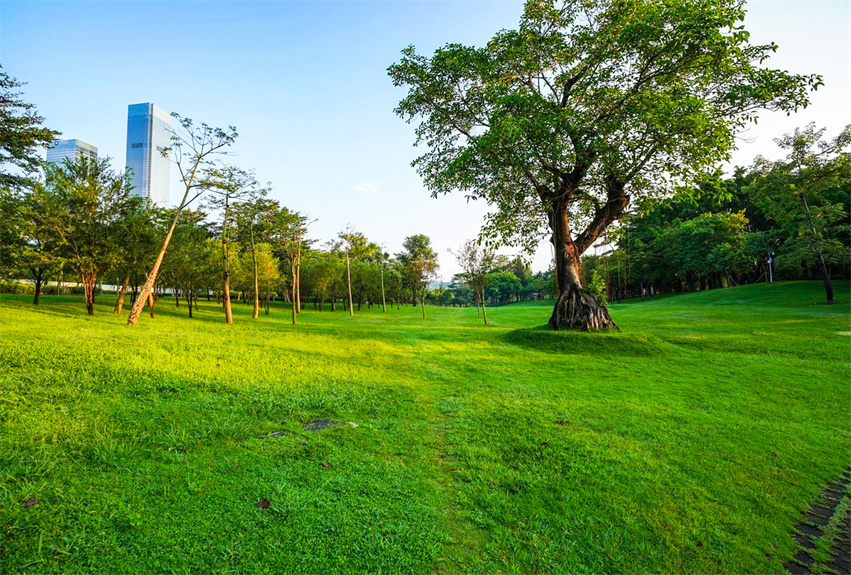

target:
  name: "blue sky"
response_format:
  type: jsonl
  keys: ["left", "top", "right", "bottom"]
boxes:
{"left": 2, "top": 0, "right": 849, "bottom": 277}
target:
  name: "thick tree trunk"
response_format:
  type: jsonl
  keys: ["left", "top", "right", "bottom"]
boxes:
{"left": 33, "top": 279, "right": 42, "bottom": 306}
{"left": 548, "top": 202, "right": 616, "bottom": 331}
{"left": 114, "top": 272, "right": 130, "bottom": 314}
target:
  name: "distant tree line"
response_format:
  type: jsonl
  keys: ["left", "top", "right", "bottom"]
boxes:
{"left": 1, "top": 152, "right": 445, "bottom": 321}
{"left": 580, "top": 124, "right": 850, "bottom": 303}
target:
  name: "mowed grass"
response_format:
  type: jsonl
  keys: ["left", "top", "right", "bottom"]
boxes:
{"left": 0, "top": 281, "right": 848, "bottom": 574}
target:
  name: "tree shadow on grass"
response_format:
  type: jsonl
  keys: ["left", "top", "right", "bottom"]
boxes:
{"left": 501, "top": 326, "right": 678, "bottom": 357}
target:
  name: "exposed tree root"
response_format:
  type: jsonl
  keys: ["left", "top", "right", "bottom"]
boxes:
{"left": 549, "top": 286, "right": 618, "bottom": 331}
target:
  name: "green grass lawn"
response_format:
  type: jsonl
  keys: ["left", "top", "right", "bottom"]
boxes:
{"left": 1, "top": 281, "right": 848, "bottom": 574}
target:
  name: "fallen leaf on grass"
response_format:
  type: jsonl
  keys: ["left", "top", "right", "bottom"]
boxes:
{"left": 555, "top": 419, "right": 570, "bottom": 426}
{"left": 23, "top": 497, "right": 37, "bottom": 508}
{"left": 540, "top": 442, "right": 549, "bottom": 447}
{"left": 255, "top": 498, "right": 270, "bottom": 509}
{"left": 322, "top": 462, "right": 333, "bottom": 468}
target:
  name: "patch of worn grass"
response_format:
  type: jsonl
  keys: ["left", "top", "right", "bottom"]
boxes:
{"left": 0, "top": 281, "right": 849, "bottom": 573}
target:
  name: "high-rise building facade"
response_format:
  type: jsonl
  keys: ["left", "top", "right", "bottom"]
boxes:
{"left": 125, "top": 103, "right": 172, "bottom": 207}
{"left": 46, "top": 139, "right": 98, "bottom": 165}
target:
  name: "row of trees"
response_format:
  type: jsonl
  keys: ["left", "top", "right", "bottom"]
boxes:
{"left": 2, "top": 151, "right": 448, "bottom": 323}
{"left": 580, "top": 124, "right": 850, "bottom": 303}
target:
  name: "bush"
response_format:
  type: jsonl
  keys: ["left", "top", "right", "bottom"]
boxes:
{"left": 0, "top": 281, "right": 36, "bottom": 294}
{"left": 66, "top": 286, "right": 103, "bottom": 296}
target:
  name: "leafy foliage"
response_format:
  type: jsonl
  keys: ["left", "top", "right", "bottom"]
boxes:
{"left": 0, "top": 65, "right": 59, "bottom": 187}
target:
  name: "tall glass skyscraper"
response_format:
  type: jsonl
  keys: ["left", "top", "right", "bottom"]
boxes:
{"left": 125, "top": 103, "right": 172, "bottom": 207}
{"left": 46, "top": 139, "right": 98, "bottom": 165}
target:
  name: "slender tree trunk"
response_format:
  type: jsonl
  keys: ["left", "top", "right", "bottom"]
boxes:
{"left": 56, "top": 269, "right": 63, "bottom": 295}
{"left": 30, "top": 267, "right": 44, "bottom": 306}
{"left": 114, "top": 272, "right": 130, "bottom": 314}
{"left": 421, "top": 287, "right": 426, "bottom": 320}
{"left": 187, "top": 290, "right": 193, "bottom": 318}
{"left": 291, "top": 260, "right": 297, "bottom": 325}
{"left": 480, "top": 286, "right": 488, "bottom": 326}
{"left": 346, "top": 252, "right": 354, "bottom": 317}
{"left": 251, "top": 230, "right": 259, "bottom": 319}
{"left": 799, "top": 192, "right": 836, "bottom": 303}
{"left": 147, "top": 291, "right": 155, "bottom": 318}
{"left": 296, "top": 238, "right": 302, "bottom": 313}
{"left": 380, "top": 263, "right": 387, "bottom": 312}
{"left": 33, "top": 277, "right": 42, "bottom": 306}
{"left": 222, "top": 204, "right": 234, "bottom": 324}
{"left": 81, "top": 272, "right": 97, "bottom": 315}
{"left": 175, "top": 289, "right": 180, "bottom": 307}
{"left": 548, "top": 201, "right": 616, "bottom": 330}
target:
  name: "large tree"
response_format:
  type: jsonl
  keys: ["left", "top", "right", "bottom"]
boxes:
{"left": 390, "top": 0, "right": 819, "bottom": 330}
{"left": 0, "top": 66, "right": 59, "bottom": 188}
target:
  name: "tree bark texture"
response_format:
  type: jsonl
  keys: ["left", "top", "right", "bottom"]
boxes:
{"left": 114, "top": 272, "right": 129, "bottom": 314}
{"left": 547, "top": 199, "right": 618, "bottom": 331}
{"left": 81, "top": 273, "right": 97, "bottom": 315}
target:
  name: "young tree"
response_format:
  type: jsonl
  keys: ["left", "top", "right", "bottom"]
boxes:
{"left": 269, "top": 206, "right": 309, "bottom": 324}
{"left": 253, "top": 243, "right": 281, "bottom": 315}
{"left": 43, "top": 156, "right": 136, "bottom": 314}
{"left": 0, "top": 66, "right": 60, "bottom": 188}
{"left": 202, "top": 165, "right": 259, "bottom": 324}
{"left": 451, "top": 239, "right": 494, "bottom": 325}
{"left": 390, "top": 0, "right": 820, "bottom": 330}
{"left": 127, "top": 115, "right": 237, "bottom": 326}
{"left": 750, "top": 124, "right": 850, "bottom": 303}
{"left": 397, "top": 234, "right": 439, "bottom": 319}
{"left": 232, "top": 191, "right": 276, "bottom": 319}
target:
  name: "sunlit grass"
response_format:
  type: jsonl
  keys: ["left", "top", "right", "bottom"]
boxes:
{"left": 0, "top": 281, "right": 848, "bottom": 573}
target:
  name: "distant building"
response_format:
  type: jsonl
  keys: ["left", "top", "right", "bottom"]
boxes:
{"left": 46, "top": 139, "right": 98, "bottom": 165}
{"left": 125, "top": 103, "right": 172, "bottom": 207}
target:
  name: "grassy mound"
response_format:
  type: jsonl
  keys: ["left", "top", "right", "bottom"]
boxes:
{"left": 0, "top": 281, "right": 848, "bottom": 573}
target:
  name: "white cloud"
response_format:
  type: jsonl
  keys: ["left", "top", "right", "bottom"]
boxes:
{"left": 353, "top": 181, "right": 380, "bottom": 195}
